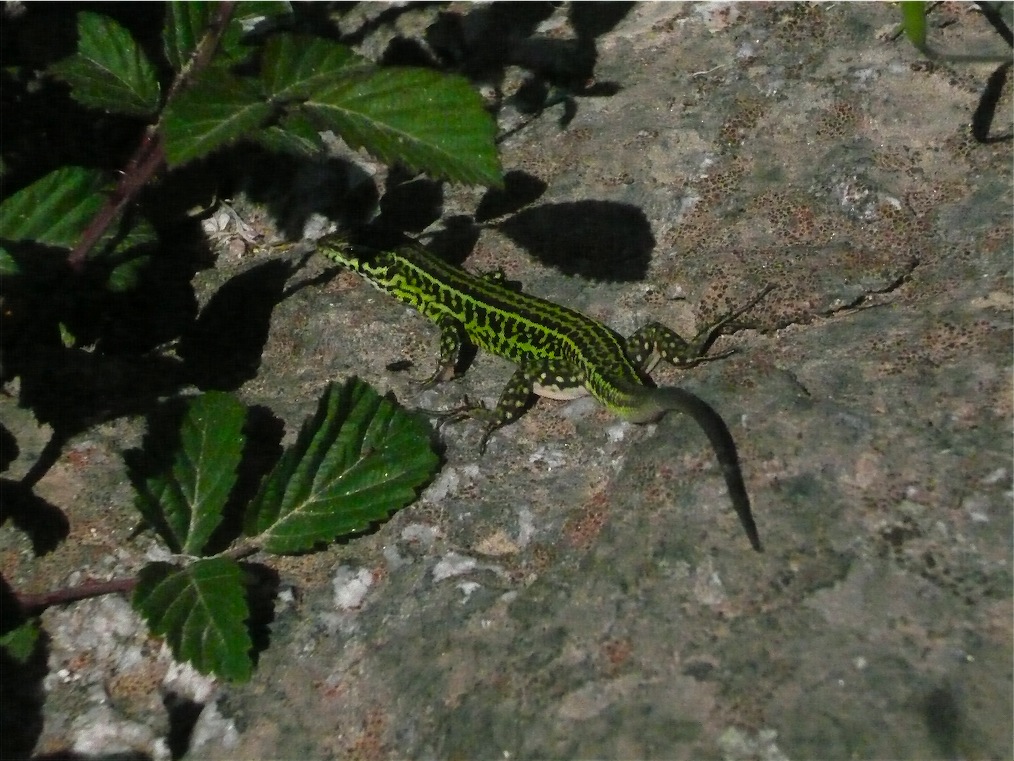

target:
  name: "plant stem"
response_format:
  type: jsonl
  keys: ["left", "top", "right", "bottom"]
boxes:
{"left": 66, "top": 1, "right": 238, "bottom": 272}
{"left": 67, "top": 128, "right": 165, "bottom": 272}
{"left": 16, "top": 576, "right": 139, "bottom": 616}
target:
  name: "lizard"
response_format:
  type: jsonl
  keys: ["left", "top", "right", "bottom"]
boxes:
{"left": 318, "top": 233, "right": 772, "bottom": 551}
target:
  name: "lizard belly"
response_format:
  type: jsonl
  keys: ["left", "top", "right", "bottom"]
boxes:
{"left": 532, "top": 383, "right": 590, "bottom": 401}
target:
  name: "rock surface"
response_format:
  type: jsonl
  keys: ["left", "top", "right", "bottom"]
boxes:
{"left": 3, "top": 3, "right": 1011, "bottom": 759}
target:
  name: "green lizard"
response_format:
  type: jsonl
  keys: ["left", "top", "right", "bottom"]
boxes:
{"left": 318, "top": 234, "right": 771, "bottom": 552}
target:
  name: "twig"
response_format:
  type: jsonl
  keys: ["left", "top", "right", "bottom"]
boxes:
{"left": 16, "top": 576, "right": 138, "bottom": 616}
{"left": 66, "top": 1, "right": 238, "bottom": 272}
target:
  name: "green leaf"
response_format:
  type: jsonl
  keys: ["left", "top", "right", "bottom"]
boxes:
{"left": 261, "top": 34, "right": 367, "bottom": 100}
{"left": 106, "top": 252, "right": 152, "bottom": 292}
{"left": 133, "top": 558, "right": 253, "bottom": 681}
{"left": 93, "top": 214, "right": 158, "bottom": 290}
{"left": 0, "top": 167, "right": 106, "bottom": 247}
{"left": 245, "top": 378, "right": 438, "bottom": 554}
{"left": 163, "top": 1, "right": 213, "bottom": 72}
{"left": 94, "top": 228, "right": 159, "bottom": 291}
{"left": 58, "top": 323, "right": 76, "bottom": 348}
{"left": 254, "top": 109, "right": 327, "bottom": 156}
{"left": 900, "top": 2, "right": 928, "bottom": 52}
{"left": 162, "top": 67, "right": 273, "bottom": 167}
{"left": 220, "top": 2, "right": 295, "bottom": 61}
{"left": 0, "top": 619, "right": 41, "bottom": 664}
{"left": 131, "top": 392, "right": 247, "bottom": 555}
{"left": 48, "top": 11, "right": 160, "bottom": 117}
{"left": 303, "top": 67, "right": 503, "bottom": 187}
{"left": 0, "top": 168, "right": 157, "bottom": 264}
{"left": 164, "top": 2, "right": 292, "bottom": 73}
{"left": 253, "top": 123, "right": 324, "bottom": 157}
{"left": 0, "top": 245, "right": 21, "bottom": 276}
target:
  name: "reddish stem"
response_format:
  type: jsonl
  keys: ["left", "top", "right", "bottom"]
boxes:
{"left": 66, "top": 1, "right": 238, "bottom": 272}
{"left": 16, "top": 576, "right": 138, "bottom": 616}
{"left": 67, "top": 129, "right": 165, "bottom": 272}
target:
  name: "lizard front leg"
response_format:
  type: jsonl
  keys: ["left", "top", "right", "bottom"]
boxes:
{"left": 420, "top": 314, "right": 468, "bottom": 387}
{"left": 435, "top": 358, "right": 587, "bottom": 453}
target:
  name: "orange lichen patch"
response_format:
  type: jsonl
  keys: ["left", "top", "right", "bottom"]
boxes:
{"left": 600, "top": 637, "right": 633, "bottom": 676}
{"left": 746, "top": 190, "right": 833, "bottom": 247}
{"left": 474, "top": 528, "right": 520, "bottom": 557}
{"left": 944, "top": 126, "right": 1013, "bottom": 172}
{"left": 106, "top": 658, "right": 170, "bottom": 715}
{"left": 0, "top": 549, "right": 27, "bottom": 585}
{"left": 718, "top": 97, "right": 769, "bottom": 148}
{"left": 563, "top": 489, "right": 610, "bottom": 549}
{"left": 562, "top": 126, "right": 593, "bottom": 145}
{"left": 329, "top": 268, "right": 371, "bottom": 293}
{"left": 271, "top": 552, "right": 335, "bottom": 590}
{"left": 767, "top": 1, "right": 836, "bottom": 47}
{"left": 903, "top": 179, "right": 970, "bottom": 218}
{"left": 370, "top": 563, "right": 388, "bottom": 585}
{"left": 693, "top": 155, "right": 750, "bottom": 205}
{"left": 868, "top": 318, "right": 1009, "bottom": 378}
{"left": 982, "top": 224, "right": 1014, "bottom": 253}
{"left": 345, "top": 705, "right": 389, "bottom": 761}
{"left": 525, "top": 542, "right": 557, "bottom": 576}
{"left": 64, "top": 650, "right": 96, "bottom": 676}
{"left": 650, "top": 8, "right": 691, "bottom": 35}
{"left": 519, "top": 405, "right": 579, "bottom": 450}
{"left": 814, "top": 99, "right": 862, "bottom": 140}
{"left": 920, "top": 320, "right": 1000, "bottom": 364}
{"left": 874, "top": 146, "right": 920, "bottom": 173}
{"left": 64, "top": 444, "right": 98, "bottom": 469}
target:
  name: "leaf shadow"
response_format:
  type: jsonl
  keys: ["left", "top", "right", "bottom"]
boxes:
{"left": 227, "top": 145, "right": 382, "bottom": 243}
{"left": 972, "top": 60, "right": 1012, "bottom": 144}
{"left": 241, "top": 562, "right": 280, "bottom": 669}
{"left": 475, "top": 170, "right": 549, "bottom": 223}
{"left": 496, "top": 200, "right": 656, "bottom": 281}
{"left": 162, "top": 691, "right": 204, "bottom": 761}
{"left": 0, "top": 478, "right": 69, "bottom": 556}
{"left": 203, "top": 405, "right": 285, "bottom": 556}
{"left": 122, "top": 398, "right": 190, "bottom": 552}
{"left": 178, "top": 258, "right": 296, "bottom": 392}
{"left": 375, "top": 2, "right": 632, "bottom": 127}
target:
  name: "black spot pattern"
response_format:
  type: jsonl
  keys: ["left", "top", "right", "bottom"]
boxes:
{"left": 318, "top": 236, "right": 757, "bottom": 417}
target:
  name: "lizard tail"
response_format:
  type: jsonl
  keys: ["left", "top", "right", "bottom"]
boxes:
{"left": 634, "top": 386, "right": 762, "bottom": 552}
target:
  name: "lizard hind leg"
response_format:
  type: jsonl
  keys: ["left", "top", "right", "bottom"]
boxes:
{"left": 625, "top": 284, "right": 774, "bottom": 373}
{"left": 423, "top": 365, "right": 541, "bottom": 454}
{"left": 684, "top": 283, "right": 775, "bottom": 360}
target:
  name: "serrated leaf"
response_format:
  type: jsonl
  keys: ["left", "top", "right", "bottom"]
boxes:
{"left": 255, "top": 107, "right": 327, "bottom": 156}
{"left": 253, "top": 124, "right": 324, "bottom": 157}
{"left": 245, "top": 378, "right": 438, "bottom": 554}
{"left": 261, "top": 34, "right": 367, "bottom": 100}
{"left": 162, "top": 68, "right": 272, "bottom": 167}
{"left": 0, "top": 167, "right": 106, "bottom": 247}
{"left": 106, "top": 252, "right": 152, "bottom": 292}
{"left": 98, "top": 215, "right": 158, "bottom": 291}
{"left": 163, "top": 1, "right": 213, "bottom": 72}
{"left": 103, "top": 214, "right": 158, "bottom": 254}
{"left": 133, "top": 558, "right": 253, "bottom": 681}
{"left": 220, "top": 2, "right": 294, "bottom": 63}
{"left": 49, "top": 11, "right": 160, "bottom": 117}
{"left": 0, "top": 619, "right": 40, "bottom": 664}
{"left": 0, "top": 169, "right": 157, "bottom": 263}
{"left": 303, "top": 67, "right": 503, "bottom": 187}
{"left": 0, "top": 245, "right": 20, "bottom": 276}
{"left": 131, "top": 392, "right": 247, "bottom": 555}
